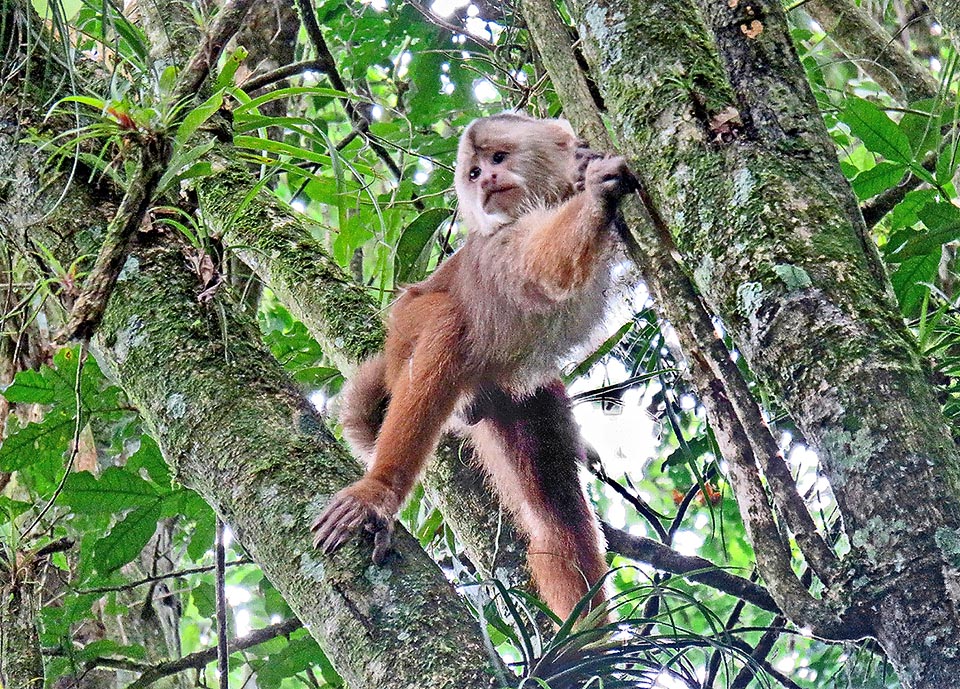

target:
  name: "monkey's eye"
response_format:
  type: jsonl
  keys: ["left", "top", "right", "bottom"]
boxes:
{"left": 492, "top": 151, "right": 508, "bottom": 164}
{"left": 469, "top": 166, "right": 482, "bottom": 181}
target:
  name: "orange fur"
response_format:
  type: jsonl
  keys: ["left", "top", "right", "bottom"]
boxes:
{"left": 313, "top": 113, "right": 634, "bottom": 620}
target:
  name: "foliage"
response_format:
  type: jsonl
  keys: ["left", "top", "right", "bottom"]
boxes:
{"left": 2, "top": 0, "right": 958, "bottom": 687}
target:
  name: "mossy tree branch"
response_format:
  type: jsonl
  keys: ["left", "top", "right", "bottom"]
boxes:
{"left": 2, "top": 7, "right": 494, "bottom": 687}
{"left": 64, "top": 0, "right": 257, "bottom": 341}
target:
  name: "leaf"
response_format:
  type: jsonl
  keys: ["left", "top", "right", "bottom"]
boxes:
{"left": 840, "top": 97, "right": 913, "bottom": 163}
{"left": 887, "top": 188, "right": 938, "bottom": 232}
{"left": 851, "top": 162, "right": 906, "bottom": 200}
{"left": 93, "top": 500, "right": 162, "bottom": 574}
{"left": 564, "top": 320, "right": 635, "bottom": 383}
{"left": 215, "top": 46, "right": 248, "bottom": 90}
{"left": 891, "top": 252, "right": 940, "bottom": 316}
{"left": 174, "top": 91, "right": 224, "bottom": 146}
{"left": 0, "top": 410, "right": 74, "bottom": 472}
{"left": 59, "top": 467, "right": 159, "bottom": 514}
{"left": 394, "top": 208, "right": 451, "bottom": 283}
{"left": 126, "top": 435, "right": 170, "bottom": 486}
{"left": 894, "top": 201, "right": 960, "bottom": 258}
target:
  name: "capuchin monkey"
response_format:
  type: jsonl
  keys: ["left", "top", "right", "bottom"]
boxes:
{"left": 312, "top": 112, "right": 634, "bottom": 621}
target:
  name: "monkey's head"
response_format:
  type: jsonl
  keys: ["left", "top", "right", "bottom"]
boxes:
{"left": 455, "top": 113, "right": 579, "bottom": 235}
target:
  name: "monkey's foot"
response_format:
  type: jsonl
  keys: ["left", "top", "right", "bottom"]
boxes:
{"left": 311, "top": 478, "right": 399, "bottom": 565}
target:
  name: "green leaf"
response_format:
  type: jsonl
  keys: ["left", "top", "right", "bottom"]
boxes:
{"left": 215, "top": 46, "right": 248, "bottom": 90}
{"left": 126, "top": 435, "right": 170, "bottom": 486}
{"left": 174, "top": 91, "right": 224, "bottom": 146}
{"left": 0, "top": 496, "right": 32, "bottom": 524}
{"left": 394, "top": 208, "right": 451, "bottom": 283}
{"left": 93, "top": 500, "right": 162, "bottom": 574}
{"left": 187, "top": 504, "right": 216, "bottom": 561}
{"left": 255, "top": 635, "right": 332, "bottom": 689}
{"left": 899, "top": 99, "right": 942, "bottom": 158}
{"left": 60, "top": 467, "right": 159, "bottom": 514}
{"left": 891, "top": 252, "right": 940, "bottom": 316}
{"left": 0, "top": 410, "right": 74, "bottom": 472}
{"left": 937, "top": 141, "right": 959, "bottom": 186}
{"left": 191, "top": 580, "right": 217, "bottom": 618}
{"left": 887, "top": 188, "right": 938, "bottom": 232}
{"left": 840, "top": 97, "right": 913, "bottom": 163}
{"left": 851, "top": 162, "right": 906, "bottom": 200}
{"left": 894, "top": 201, "right": 960, "bottom": 258}
{"left": 564, "top": 320, "right": 635, "bottom": 383}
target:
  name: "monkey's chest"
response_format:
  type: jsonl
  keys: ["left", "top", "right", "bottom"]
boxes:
{"left": 467, "top": 272, "right": 612, "bottom": 387}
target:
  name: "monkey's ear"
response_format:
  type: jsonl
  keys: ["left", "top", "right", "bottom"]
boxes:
{"left": 545, "top": 119, "right": 578, "bottom": 148}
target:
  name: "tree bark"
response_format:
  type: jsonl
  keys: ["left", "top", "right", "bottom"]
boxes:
{"left": 569, "top": 0, "right": 960, "bottom": 685}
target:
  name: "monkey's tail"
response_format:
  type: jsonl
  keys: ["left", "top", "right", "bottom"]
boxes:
{"left": 338, "top": 353, "right": 389, "bottom": 463}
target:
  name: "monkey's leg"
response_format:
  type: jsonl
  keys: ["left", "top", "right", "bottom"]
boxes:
{"left": 313, "top": 295, "right": 466, "bottom": 562}
{"left": 469, "top": 382, "right": 608, "bottom": 621}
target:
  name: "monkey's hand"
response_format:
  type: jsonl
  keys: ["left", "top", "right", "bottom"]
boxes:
{"left": 311, "top": 477, "right": 400, "bottom": 565}
{"left": 585, "top": 156, "right": 637, "bottom": 207}
{"left": 572, "top": 145, "right": 604, "bottom": 192}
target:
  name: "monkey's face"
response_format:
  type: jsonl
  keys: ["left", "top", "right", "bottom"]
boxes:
{"left": 455, "top": 115, "right": 578, "bottom": 235}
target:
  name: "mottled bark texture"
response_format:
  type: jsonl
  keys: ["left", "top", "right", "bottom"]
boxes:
{"left": 570, "top": 0, "right": 960, "bottom": 685}
{"left": 519, "top": 0, "right": 850, "bottom": 636}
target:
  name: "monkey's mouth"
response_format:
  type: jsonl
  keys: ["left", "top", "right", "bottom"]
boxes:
{"left": 483, "top": 185, "right": 519, "bottom": 208}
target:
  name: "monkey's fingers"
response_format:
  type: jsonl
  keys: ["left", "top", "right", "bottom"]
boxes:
{"left": 311, "top": 496, "right": 366, "bottom": 552}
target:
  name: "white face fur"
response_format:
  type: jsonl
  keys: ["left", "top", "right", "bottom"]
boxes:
{"left": 455, "top": 115, "right": 579, "bottom": 235}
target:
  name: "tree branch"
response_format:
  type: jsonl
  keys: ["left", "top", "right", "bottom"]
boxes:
{"left": 64, "top": 0, "right": 256, "bottom": 340}
{"left": 603, "top": 523, "right": 780, "bottom": 613}
{"left": 124, "top": 618, "right": 303, "bottom": 689}
{"left": 519, "top": 0, "right": 844, "bottom": 629}
{"left": 802, "top": 0, "right": 939, "bottom": 103}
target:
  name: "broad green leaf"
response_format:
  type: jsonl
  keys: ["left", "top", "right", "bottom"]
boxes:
{"left": 851, "top": 162, "right": 906, "bottom": 200}
{"left": 394, "top": 208, "right": 451, "bottom": 283}
{"left": 887, "top": 188, "right": 938, "bottom": 233}
{"left": 891, "top": 252, "right": 940, "bottom": 316}
{"left": 333, "top": 214, "right": 375, "bottom": 267}
{"left": 899, "top": 99, "right": 942, "bottom": 157}
{"left": 937, "top": 141, "right": 959, "bottom": 186}
{"left": 840, "top": 97, "right": 913, "bottom": 163}
{"left": 0, "top": 496, "right": 32, "bottom": 524}
{"left": 0, "top": 410, "right": 74, "bottom": 472}
{"left": 126, "top": 435, "right": 170, "bottom": 486}
{"left": 254, "top": 635, "right": 329, "bottom": 689}
{"left": 60, "top": 467, "right": 159, "bottom": 513}
{"left": 93, "top": 500, "right": 162, "bottom": 574}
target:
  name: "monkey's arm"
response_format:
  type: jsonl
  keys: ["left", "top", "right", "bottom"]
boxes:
{"left": 517, "top": 156, "right": 634, "bottom": 301}
{"left": 312, "top": 293, "right": 467, "bottom": 563}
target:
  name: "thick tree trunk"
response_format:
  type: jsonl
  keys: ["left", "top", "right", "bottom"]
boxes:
{"left": 570, "top": 0, "right": 960, "bottom": 685}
